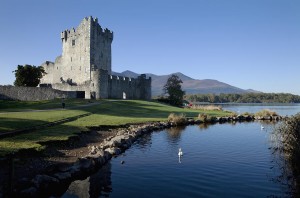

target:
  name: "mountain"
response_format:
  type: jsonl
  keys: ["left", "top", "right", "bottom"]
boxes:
{"left": 112, "top": 70, "right": 259, "bottom": 96}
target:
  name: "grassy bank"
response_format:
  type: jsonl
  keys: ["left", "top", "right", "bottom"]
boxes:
{"left": 0, "top": 99, "right": 230, "bottom": 155}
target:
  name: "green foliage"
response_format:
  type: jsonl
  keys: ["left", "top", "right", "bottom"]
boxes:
{"left": 272, "top": 113, "right": 300, "bottom": 193}
{"left": 163, "top": 74, "right": 185, "bottom": 106}
{"left": 13, "top": 64, "right": 46, "bottom": 87}
{"left": 184, "top": 93, "right": 300, "bottom": 103}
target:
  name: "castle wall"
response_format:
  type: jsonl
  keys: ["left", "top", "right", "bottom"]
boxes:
{"left": 90, "top": 19, "right": 113, "bottom": 74}
{"left": 59, "top": 17, "right": 92, "bottom": 84}
{"left": 0, "top": 86, "right": 76, "bottom": 101}
{"left": 107, "top": 74, "right": 151, "bottom": 100}
{"left": 39, "top": 16, "right": 151, "bottom": 101}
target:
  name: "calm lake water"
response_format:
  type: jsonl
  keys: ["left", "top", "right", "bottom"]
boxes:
{"left": 62, "top": 105, "right": 300, "bottom": 197}
{"left": 221, "top": 103, "right": 300, "bottom": 116}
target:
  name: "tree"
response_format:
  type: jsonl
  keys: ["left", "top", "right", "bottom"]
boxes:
{"left": 163, "top": 74, "right": 185, "bottom": 106}
{"left": 13, "top": 65, "right": 45, "bottom": 87}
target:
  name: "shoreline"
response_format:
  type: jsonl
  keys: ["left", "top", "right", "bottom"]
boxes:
{"left": 3, "top": 115, "right": 286, "bottom": 197}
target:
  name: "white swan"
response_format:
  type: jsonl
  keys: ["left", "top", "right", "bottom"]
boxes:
{"left": 261, "top": 125, "right": 265, "bottom": 130}
{"left": 178, "top": 148, "right": 183, "bottom": 156}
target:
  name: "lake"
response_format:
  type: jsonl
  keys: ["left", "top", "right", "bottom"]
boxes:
{"left": 62, "top": 105, "right": 300, "bottom": 197}
{"left": 221, "top": 103, "right": 300, "bottom": 116}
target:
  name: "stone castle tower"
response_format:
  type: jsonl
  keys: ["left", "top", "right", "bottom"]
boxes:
{"left": 40, "top": 16, "right": 151, "bottom": 100}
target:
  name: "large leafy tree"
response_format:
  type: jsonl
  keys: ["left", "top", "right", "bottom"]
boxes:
{"left": 13, "top": 65, "right": 45, "bottom": 87}
{"left": 163, "top": 74, "right": 185, "bottom": 106}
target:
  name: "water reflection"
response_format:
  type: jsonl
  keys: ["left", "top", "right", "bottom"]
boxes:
{"left": 62, "top": 122, "right": 290, "bottom": 197}
{"left": 198, "top": 123, "right": 210, "bottom": 130}
{"left": 134, "top": 133, "right": 152, "bottom": 151}
{"left": 63, "top": 162, "right": 112, "bottom": 198}
{"left": 166, "top": 126, "right": 186, "bottom": 142}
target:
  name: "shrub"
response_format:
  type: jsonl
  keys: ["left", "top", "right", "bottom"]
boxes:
{"left": 198, "top": 113, "right": 208, "bottom": 122}
{"left": 242, "top": 112, "right": 254, "bottom": 116}
{"left": 272, "top": 113, "right": 300, "bottom": 194}
{"left": 255, "top": 109, "right": 278, "bottom": 117}
{"left": 229, "top": 112, "right": 238, "bottom": 117}
{"left": 167, "top": 113, "right": 187, "bottom": 125}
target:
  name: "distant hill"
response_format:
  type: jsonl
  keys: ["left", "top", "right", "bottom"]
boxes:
{"left": 112, "top": 70, "right": 260, "bottom": 97}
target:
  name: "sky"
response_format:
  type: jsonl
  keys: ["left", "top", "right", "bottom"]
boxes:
{"left": 0, "top": 0, "right": 299, "bottom": 94}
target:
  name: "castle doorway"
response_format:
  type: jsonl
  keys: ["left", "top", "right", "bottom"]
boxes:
{"left": 123, "top": 92, "right": 126, "bottom": 100}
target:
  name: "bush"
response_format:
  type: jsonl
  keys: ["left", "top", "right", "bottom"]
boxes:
{"left": 167, "top": 113, "right": 187, "bottom": 125}
{"left": 272, "top": 113, "right": 300, "bottom": 194}
{"left": 229, "top": 112, "right": 238, "bottom": 117}
{"left": 242, "top": 112, "right": 254, "bottom": 116}
{"left": 198, "top": 113, "right": 208, "bottom": 122}
{"left": 255, "top": 109, "right": 278, "bottom": 117}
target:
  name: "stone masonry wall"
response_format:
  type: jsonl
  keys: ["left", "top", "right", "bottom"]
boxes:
{"left": 39, "top": 16, "right": 151, "bottom": 100}
{"left": 107, "top": 74, "right": 151, "bottom": 100}
{"left": 41, "top": 16, "right": 113, "bottom": 87}
{"left": 0, "top": 86, "right": 76, "bottom": 101}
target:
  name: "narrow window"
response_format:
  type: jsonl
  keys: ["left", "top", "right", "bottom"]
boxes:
{"left": 72, "top": 39, "right": 75, "bottom": 46}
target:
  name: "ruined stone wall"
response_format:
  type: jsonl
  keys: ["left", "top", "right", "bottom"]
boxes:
{"left": 0, "top": 86, "right": 76, "bottom": 101}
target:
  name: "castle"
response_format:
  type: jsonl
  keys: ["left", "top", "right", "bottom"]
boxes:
{"left": 40, "top": 16, "right": 151, "bottom": 100}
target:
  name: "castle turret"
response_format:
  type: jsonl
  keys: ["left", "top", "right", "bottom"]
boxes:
{"left": 40, "top": 16, "right": 151, "bottom": 100}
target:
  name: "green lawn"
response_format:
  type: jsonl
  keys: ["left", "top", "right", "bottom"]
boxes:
{"left": 0, "top": 98, "right": 89, "bottom": 112}
{"left": 0, "top": 99, "right": 230, "bottom": 156}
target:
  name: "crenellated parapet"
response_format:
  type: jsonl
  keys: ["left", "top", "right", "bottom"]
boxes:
{"left": 107, "top": 74, "right": 151, "bottom": 100}
{"left": 60, "top": 16, "right": 113, "bottom": 43}
{"left": 40, "top": 16, "right": 150, "bottom": 100}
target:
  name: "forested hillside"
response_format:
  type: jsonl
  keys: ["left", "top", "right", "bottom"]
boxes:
{"left": 184, "top": 93, "right": 300, "bottom": 103}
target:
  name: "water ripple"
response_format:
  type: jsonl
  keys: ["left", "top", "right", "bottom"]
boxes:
{"left": 63, "top": 122, "right": 288, "bottom": 198}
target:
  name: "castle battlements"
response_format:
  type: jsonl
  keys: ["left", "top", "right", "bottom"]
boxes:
{"left": 60, "top": 16, "right": 113, "bottom": 42}
{"left": 40, "top": 16, "right": 151, "bottom": 100}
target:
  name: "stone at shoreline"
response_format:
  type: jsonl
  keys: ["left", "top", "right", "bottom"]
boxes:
{"left": 15, "top": 118, "right": 287, "bottom": 196}
{"left": 53, "top": 172, "right": 72, "bottom": 182}
{"left": 105, "top": 147, "right": 122, "bottom": 155}
{"left": 32, "top": 174, "right": 59, "bottom": 191}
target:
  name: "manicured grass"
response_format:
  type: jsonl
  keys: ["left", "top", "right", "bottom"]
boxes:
{"left": 0, "top": 99, "right": 230, "bottom": 156}
{"left": 0, "top": 110, "right": 89, "bottom": 132}
{"left": 0, "top": 98, "right": 89, "bottom": 112}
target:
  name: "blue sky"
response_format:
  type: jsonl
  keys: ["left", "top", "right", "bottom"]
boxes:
{"left": 0, "top": 0, "right": 299, "bottom": 94}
